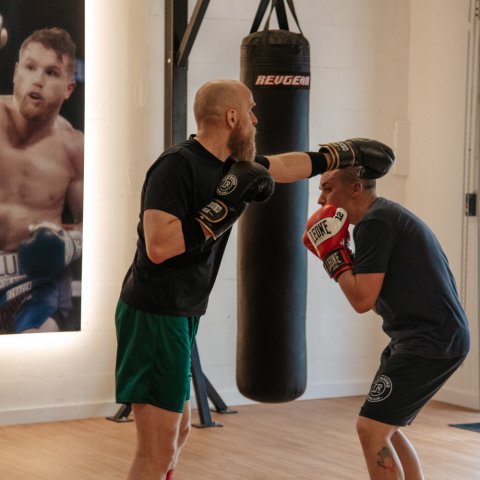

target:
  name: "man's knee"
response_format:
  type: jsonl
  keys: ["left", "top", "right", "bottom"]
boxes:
{"left": 356, "top": 416, "right": 372, "bottom": 443}
{"left": 356, "top": 416, "right": 396, "bottom": 445}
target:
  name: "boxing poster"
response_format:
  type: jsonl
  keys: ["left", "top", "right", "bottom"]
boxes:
{"left": 0, "top": 0, "right": 85, "bottom": 334}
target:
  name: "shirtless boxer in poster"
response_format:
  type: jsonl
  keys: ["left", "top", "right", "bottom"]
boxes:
{"left": 0, "top": 27, "right": 83, "bottom": 333}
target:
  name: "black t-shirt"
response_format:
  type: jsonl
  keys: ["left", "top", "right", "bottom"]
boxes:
{"left": 120, "top": 139, "right": 236, "bottom": 316}
{"left": 353, "top": 197, "right": 470, "bottom": 358}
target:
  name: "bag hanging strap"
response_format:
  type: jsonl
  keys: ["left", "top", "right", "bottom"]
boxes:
{"left": 285, "top": 0, "right": 303, "bottom": 35}
{"left": 275, "top": 0, "right": 289, "bottom": 31}
{"left": 250, "top": 0, "right": 270, "bottom": 34}
{"left": 249, "top": 0, "right": 303, "bottom": 35}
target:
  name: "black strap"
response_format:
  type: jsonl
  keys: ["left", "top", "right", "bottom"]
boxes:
{"left": 275, "top": 0, "right": 289, "bottom": 31}
{"left": 285, "top": 0, "right": 303, "bottom": 35}
{"left": 250, "top": 0, "right": 270, "bottom": 34}
{"left": 249, "top": 0, "right": 303, "bottom": 35}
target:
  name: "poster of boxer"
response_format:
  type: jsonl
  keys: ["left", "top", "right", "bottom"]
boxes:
{"left": 0, "top": 0, "right": 85, "bottom": 334}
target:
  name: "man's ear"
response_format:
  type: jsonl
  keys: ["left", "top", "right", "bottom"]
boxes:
{"left": 13, "top": 62, "right": 18, "bottom": 83}
{"left": 351, "top": 181, "right": 363, "bottom": 197}
{"left": 65, "top": 80, "right": 76, "bottom": 100}
{"left": 226, "top": 108, "right": 237, "bottom": 128}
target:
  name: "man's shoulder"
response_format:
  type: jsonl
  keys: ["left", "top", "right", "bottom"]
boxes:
{"left": 53, "top": 116, "right": 84, "bottom": 171}
{"left": 0, "top": 95, "right": 13, "bottom": 117}
{"left": 357, "top": 197, "right": 395, "bottom": 230}
{"left": 163, "top": 139, "right": 200, "bottom": 157}
{"left": 156, "top": 140, "right": 204, "bottom": 167}
{"left": 0, "top": 95, "right": 13, "bottom": 105}
{"left": 56, "top": 115, "right": 83, "bottom": 136}
{"left": 56, "top": 116, "right": 83, "bottom": 147}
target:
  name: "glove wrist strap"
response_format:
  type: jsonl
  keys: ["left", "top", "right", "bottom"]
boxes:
{"left": 196, "top": 199, "right": 247, "bottom": 240}
{"left": 181, "top": 217, "right": 207, "bottom": 251}
{"left": 323, "top": 246, "right": 353, "bottom": 281}
{"left": 319, "top": 142, "right": 356, "bottom": 170}
{"left": 306, "top": 152, "right": 328, "bottom": 177}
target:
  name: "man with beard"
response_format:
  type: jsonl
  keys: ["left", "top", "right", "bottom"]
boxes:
{"left": 0, "top": 27, "right": 83, "bottom": 334}
{"left": 115, "top": 79, "right": 395, "bottom": 480}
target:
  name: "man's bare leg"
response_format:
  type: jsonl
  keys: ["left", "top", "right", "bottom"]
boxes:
{"left": 356, "top": 416, "right": 404, "bottom": 479}
{"left": 127, "top": 403, "right": 182, "bottom": 480}
{"left": 391, "top": 429, "right": 424, "bottom": 480}
{"left": 168, "top": 401, "right": 191, "bottom": 477}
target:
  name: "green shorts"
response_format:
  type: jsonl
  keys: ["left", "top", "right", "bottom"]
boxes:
{"left": 115, "top": 299, "right": 200, "bottom": 413}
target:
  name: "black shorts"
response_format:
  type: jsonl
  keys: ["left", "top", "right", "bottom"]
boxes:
{"left": 359, "top": 347, "right": 467, "bottom": 426}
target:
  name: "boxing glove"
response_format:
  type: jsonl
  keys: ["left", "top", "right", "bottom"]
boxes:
{"left": 196, "top": 161, "right": 275, "bottom": 240}
{"left": 319, "top": 138, "right": 395, "bottom": 179}
{"left": 303, "top": 205, "right": 353, "bottom": 280}
{"left": 18, "top": 222, "right": 82, "bottom": 278}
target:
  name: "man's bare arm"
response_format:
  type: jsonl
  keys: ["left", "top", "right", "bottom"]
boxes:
{"left": 337, "top": 271, "right": 385, "bottom": 313}
{"left": 266, "top": 152, "right": 312, "bottom": 183}
{"left": 265, "top": 151, "right": 333, "bottom": 183}
{"left": 66, "top": 129, "right": 84, "bottom": 230}
{"left": 144, "top": 210, "right": 189, "bottom": 264}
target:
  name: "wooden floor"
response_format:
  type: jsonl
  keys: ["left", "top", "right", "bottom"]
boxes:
{"left": 1, "top": 397, "right": 480, "bottom": 479}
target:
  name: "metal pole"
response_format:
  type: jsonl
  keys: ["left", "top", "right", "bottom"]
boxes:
{"left": 164, "top": 0, "right": 188, "bottom": 148}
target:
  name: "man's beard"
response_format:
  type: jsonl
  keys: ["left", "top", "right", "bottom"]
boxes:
{"left": 15, "top": 90, "right": 53, "bottom": 122}
{"left": 18, "top": 98, "right": 49, "bottom": 121}
{"left": 228, "top": 123, "right": 256, "bottom": 161}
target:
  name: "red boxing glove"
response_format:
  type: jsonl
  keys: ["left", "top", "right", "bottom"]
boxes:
{"left": 303, "top": 205, "right": 353, "bottom": 281}
{"left": 303, "top": 227, "right": 321, "bottom": 259}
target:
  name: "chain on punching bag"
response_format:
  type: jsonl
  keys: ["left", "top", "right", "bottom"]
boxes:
{"left": 236, "top": 0, "right": 309, "bottom": 403}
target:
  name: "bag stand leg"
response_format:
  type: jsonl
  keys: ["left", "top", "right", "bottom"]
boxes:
{"left": 191, "top": 340, "right": 237, "bottom": 428}
{"left": 106, "top": 403, "right": 133, "bottom": 423}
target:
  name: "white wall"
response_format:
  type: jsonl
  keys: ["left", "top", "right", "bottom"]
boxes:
{"left": 192, "top": 0, "right": 410, "bottom": 405}
{"left": 0, "top": 0, "right": 476, "bottom": 425}
{"left": 407, "top": 0, "right": 479, "bottom": 409}
{"left": 0, "top": 0, "right": 166, "bottom": 425}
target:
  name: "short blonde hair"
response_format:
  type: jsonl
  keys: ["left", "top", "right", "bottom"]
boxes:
{"left": 20, "top": 27, "right": 76, "bottom": 77}
{"left": 334, "top": 166, "right": 376, "bottom": 190}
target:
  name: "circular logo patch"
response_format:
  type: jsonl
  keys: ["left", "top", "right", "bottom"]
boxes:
{"left": 216, "top": 174, "right": 237, "bottom": 196}
{"left": 367, "top": 375, "right": 393, "bottom": 403}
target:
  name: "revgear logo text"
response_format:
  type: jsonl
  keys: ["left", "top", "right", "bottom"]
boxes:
{"left": 254, "top": 74, "right": 310, "bottom": 87}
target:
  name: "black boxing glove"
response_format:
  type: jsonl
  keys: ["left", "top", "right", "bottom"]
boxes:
{"left": 319, "top": 138, "right": 395, "bottom": 179}
{"left": 18, "top": 222, "right": 82, "bottom": 278}
{"left": 195, "top": 161, "right": 275, "bottom": 240}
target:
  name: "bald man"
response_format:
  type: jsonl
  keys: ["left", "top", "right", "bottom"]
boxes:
{"left": 114, "top": 79, "right": 394, "bottom": 480}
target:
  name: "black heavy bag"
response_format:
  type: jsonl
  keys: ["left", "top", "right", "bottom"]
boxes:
{"left": 236, "top": 0, "right": 309, "bottom": 403}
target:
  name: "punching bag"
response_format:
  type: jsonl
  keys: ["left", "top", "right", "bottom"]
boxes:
{"left": 236, "top": 0, "right": 309, "bottom": 403}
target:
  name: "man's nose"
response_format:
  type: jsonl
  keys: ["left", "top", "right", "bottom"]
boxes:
{"left": 32, "top": 70, "right": 45, "bottom": 85}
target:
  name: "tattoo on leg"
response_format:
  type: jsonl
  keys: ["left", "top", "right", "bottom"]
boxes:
{"left": 376, "top": 446, "right": 395, "bottom": 473}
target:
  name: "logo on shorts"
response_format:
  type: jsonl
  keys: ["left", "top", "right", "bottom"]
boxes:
{"left": 367, "top": 375, "right": 393, "bottom": 403}
{"left": 216, "top": 174, "right": 237, "bottom": 196}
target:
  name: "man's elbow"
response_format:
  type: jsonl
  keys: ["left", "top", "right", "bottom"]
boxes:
{"left": 350, "top": 298, "right": 376, "bottom": 314}
{"left": 146, "top": 246, "right": 171, "bottom": 264}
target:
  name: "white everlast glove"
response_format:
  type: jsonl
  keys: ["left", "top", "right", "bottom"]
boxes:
{"left": 18, "top": 222, "right": 82, "bottom": 278}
